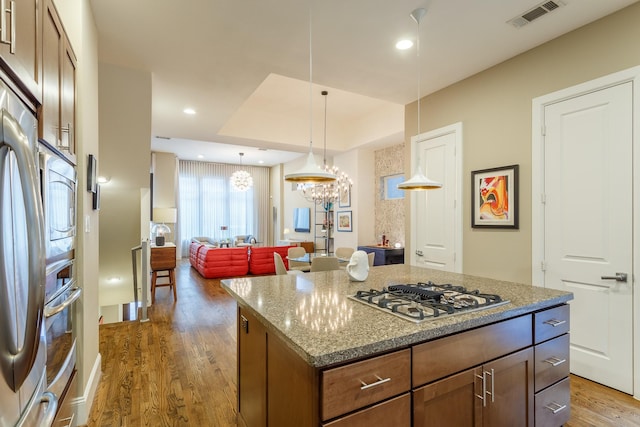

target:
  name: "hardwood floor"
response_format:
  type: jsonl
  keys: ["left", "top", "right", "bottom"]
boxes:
{"left": 84, "top": 260, "right": 640, "bottom": 426}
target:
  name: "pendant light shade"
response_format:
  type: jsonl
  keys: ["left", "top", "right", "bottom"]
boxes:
{"left": 284, "top": 0, "right": 336, "bottom": 184}
{"left": 285, "top": 151, "right": 337, "bottom": 183}
{"left": 398, "top": 7, "right": 442, "bottom": 191}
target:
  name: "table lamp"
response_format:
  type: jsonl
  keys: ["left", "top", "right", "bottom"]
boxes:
{"left": 153, "top": 207, "right": 177, "bottom": 246}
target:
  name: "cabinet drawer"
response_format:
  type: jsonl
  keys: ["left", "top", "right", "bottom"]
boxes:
{"left": 535, "top": 377, "right": 570, "bottom": 427}
{"left": 535, "top": 334, "right": 570, "bottom": 392}
{"left": 321, "top": 349, "right": 411, "bottom": 421}
{"left": 534, "top": 305, "right": 569, "bottom": 344}
{"left": 323, "top": 393, "right": 410, "bottom": 427}
{"left": 413, "top": 315, "right": 532, "bottom": 387}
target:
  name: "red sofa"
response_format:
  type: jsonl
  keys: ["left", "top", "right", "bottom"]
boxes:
{"left": 189, "top": 242, "right": 295, "bottom": 278}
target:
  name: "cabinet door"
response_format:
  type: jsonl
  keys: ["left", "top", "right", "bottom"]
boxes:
{"left": 41, "top": 0, "right": 62, "bottom": 147}
{"left": 60, "top": 42, "right": 76, "bottom": 155}
{"left": 413, "top": 367, "right": 483, "bottom": 427}
{"left": 0, "top": 0, "right": 41, "bottom": 100}
{"left": 238, "top": 308, "right": 267, "bottom": 427}
{"left": 483, "top": 347, "right": 534, "bottom": 427}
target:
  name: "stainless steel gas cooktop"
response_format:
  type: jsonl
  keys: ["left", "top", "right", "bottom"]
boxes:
{"left": 350, "top": 282, "right": 509, "bottom": 323}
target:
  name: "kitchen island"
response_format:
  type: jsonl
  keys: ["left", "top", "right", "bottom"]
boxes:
{"left": 222, "top": 264, "right": 573, "bottom": 427}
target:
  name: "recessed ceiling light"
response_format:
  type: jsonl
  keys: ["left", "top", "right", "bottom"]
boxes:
{"left": 258, "top": 160, "right": 264, "bottom": 164}
{"left": 396, "top": 39, "right": 413, "bottom": 50}
{"left": 197, "top": 154, "right": 204, "bottom": 159}
{"left": 183, "top": 108, "right": 196, "bottom": 115}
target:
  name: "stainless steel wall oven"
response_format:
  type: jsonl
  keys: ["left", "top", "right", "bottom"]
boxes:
{"left": 38, "top": 140, "right": 77, "bottom": 264}
{"left": 44, "top": 259, "right": 81, "bottom": 425}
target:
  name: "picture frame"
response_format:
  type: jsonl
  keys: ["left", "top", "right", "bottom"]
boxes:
{"left": 337, "top": 210, "right": 352, "bottom": 232}
{"left": 471, "top": 164, "right": 519, "bottom": 229}
{"left": 87, "top": 154, "right": 97, "bottom": 193}
{"left": 339, "top": 184, "right": 351, "bottom": 207}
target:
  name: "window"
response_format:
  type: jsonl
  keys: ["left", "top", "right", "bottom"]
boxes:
{"left": 178, "top": 160, "right": 270, "bottom": 256}
{"left": 381, "top": 174, "right": 405, "bottom": 200}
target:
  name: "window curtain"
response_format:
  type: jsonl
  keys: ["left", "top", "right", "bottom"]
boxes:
{"left": 178, "top": 160, "right": 270, "bottom": 257}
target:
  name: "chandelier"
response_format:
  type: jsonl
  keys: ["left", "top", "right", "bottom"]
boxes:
{"left": 230, "top": 152, "right": 253, "bottom": 191}
{"left": 302, "top": 166, "right": 352, "bottom": 206}
{"left": 301, "top": 90, "right": 352, "bottom": 206}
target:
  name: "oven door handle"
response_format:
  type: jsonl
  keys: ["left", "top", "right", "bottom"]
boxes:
{"left": 45, "top": 287, "right": 82, "bottom": 318}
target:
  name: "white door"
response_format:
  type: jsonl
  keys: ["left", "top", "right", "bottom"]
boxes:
{"left": 542, "top": 82, "right": 633, "bottom": 393}
{"left": 412, "top": 123, "right": 462, "bottom": 272}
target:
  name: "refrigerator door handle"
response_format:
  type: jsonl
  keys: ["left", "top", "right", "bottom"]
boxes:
{"left": 0, "top": 109, "right": 46, "bottom": 392}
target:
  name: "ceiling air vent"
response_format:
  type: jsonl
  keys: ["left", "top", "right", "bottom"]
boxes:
{"left": 507, "top": 0, "right": 566, "bottom": 28}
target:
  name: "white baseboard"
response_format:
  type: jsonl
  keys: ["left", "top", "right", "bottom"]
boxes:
{"left": 72, "top": 353, "right": 102, "bottom": 425}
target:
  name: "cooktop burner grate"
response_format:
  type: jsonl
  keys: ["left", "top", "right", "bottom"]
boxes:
{"left": 350, "top": 281, "right": 509, "bottom": 323}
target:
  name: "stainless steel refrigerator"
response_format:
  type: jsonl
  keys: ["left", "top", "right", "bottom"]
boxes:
{"left": 0, "top": 79, "right": 57, "bottom": 425}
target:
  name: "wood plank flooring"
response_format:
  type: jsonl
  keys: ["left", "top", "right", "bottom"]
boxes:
{"left": 83, "top": 260, "right": 640, "bottom": 426}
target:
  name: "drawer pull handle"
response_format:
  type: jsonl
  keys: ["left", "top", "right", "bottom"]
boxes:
{"left": 359, "top": 375, "right": 390, "bottom": 390}
{"left": 544, "top": 402, "right": 567, "bottom": 414}
{"left": 543, "top": 319, "right": 566, "bottom": 327}
{"left": 543, "top": 356, "right": 567, "bottom": 367}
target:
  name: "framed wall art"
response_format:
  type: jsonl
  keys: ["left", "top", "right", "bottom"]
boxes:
{"left": 339, "top": 185, "right": 351, "bottom": 207}
{"left": 337, "top": 210, "right": 352, "bottom": 232}
{"left": 471, "top": 164, "right": 519, "bottom": 229}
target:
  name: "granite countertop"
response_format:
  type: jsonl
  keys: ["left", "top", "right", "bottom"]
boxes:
{"left": 221, "top": 264, "right": 573, "bottom": 368}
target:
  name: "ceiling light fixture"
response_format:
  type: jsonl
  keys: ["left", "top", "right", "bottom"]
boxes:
{"left": 230, "top": 152, "right": 253, "bottom": 191}
{"left": 284, "top": 0, "right": 336, "bottom": 184}
{"left": 183, "top": 108, "right": 196, "bottom": 115}
{"left": 396, "top": 39, "right": 413, "bottom": 50}
{"left": 397, "top": 7, "right": 442, "bottom": 191}
{"left": 302, "top": 91, "right": 353, "bottom": 206}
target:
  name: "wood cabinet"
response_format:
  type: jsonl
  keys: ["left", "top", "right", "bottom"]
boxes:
{"left": 41, "top": 0, "right": 76, "bottom": 161}
{"left": 533, "top": 304, "right": 571, "bottom": 426}
{"left": 236, "top": 305, "right": 569, "bottom": 427}
{"left": 0, "top": 0, "right": 41, "bottom": 102}
{"left": 238, "top": 308, "right": 268, "bottom": 427}
{"left": 413, "top": 348, "right": 534, "bottom": 427}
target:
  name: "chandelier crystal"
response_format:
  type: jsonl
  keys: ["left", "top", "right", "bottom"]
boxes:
{"left": 230, "top": 152, "right": 253, "bottom": 191}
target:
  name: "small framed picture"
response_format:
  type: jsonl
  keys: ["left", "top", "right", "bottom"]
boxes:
{"left": 471, "top": 164, "right": 519, "bottom": 229}
{"left": 87, "top": 154, "right": 97, "bottom": 193}
{"left": 339, "top": 185, "right": 351, "bottom": 207}
{"left": 337, "top": 210, "right": 352, "bottom": 232}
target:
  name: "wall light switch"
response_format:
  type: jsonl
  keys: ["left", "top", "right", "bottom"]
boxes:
{"left": 85, "top": 215, "right": 91, "bottom": 233}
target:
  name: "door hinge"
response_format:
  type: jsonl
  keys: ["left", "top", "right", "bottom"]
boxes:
{"left": 541, "top": 125, "right": 546, "bottom": 136}
{"left": 541, "top": 261, "right": 547, "bottom": 272}
{"left": 541, "top": 193, "right": 546, "bottom": 204}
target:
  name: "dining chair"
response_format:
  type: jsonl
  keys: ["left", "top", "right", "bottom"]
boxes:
{"left": 287, "top": 246, "right": 311, "bottom": 272}
{"left": 367, "top": 252, "right": 375, "bottom": 267}
{"left": 335, "top": 247, "right": 355, "bottom": 260}
{"left": 274, "top": 253, "right": 303, "bottom": 276}
{"left": 310, "top": 256, "right": 340, "bottom": 272}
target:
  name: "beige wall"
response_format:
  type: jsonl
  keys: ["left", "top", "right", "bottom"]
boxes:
{"left": 98, "top": 63, "right": 152, "bottom": 305}
{"left": 375, "top": 144, "right": 405, "bottom": 247}
{"left": 405, "top": 2, "right": 640, "bottom": 284}
{"left": 53, "top": 0, "right": 101, "bottom": 421}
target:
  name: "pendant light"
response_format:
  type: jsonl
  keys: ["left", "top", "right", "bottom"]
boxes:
{"left": 397, "top": 7, "right": 442, "bottom": 191}
{"left": 230, "top": 152, "right": 253, "bottom": 191}
{"left": 284, "top": 0, "right": 336, "bottom": 184}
